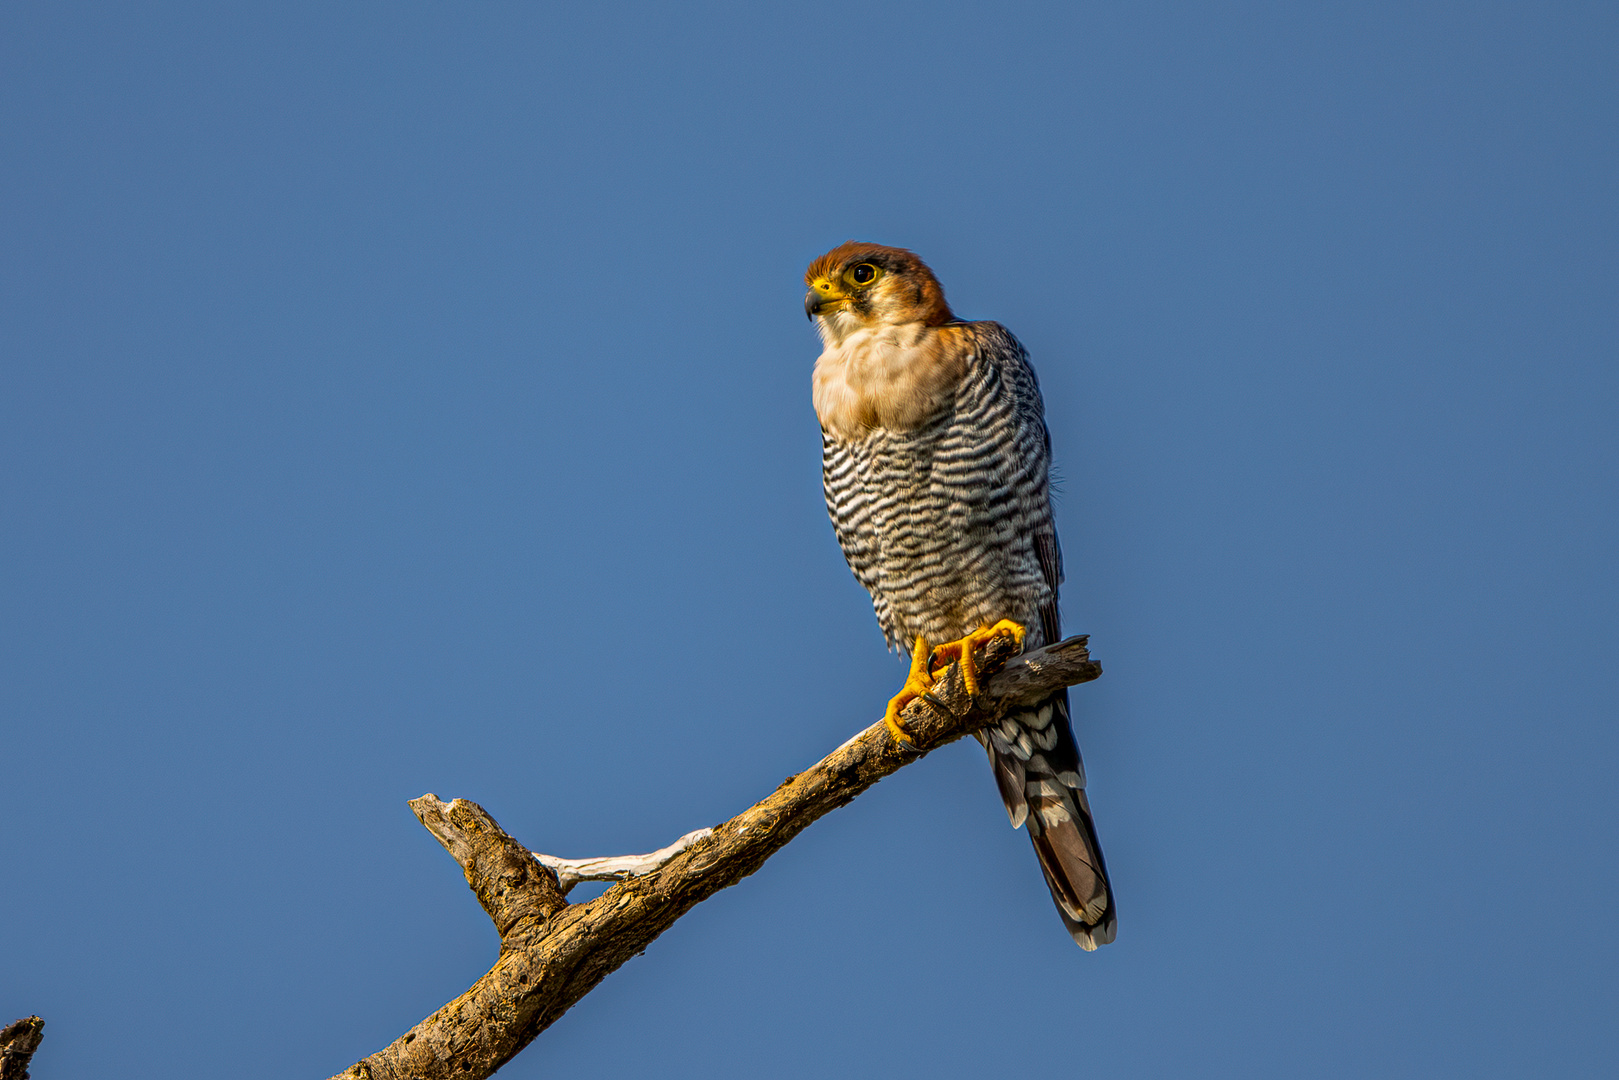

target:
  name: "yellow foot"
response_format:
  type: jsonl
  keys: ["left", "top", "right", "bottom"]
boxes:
{"left": 883, "top": 636, "right": 936, "bottom": 747}
{"left": 929, "top": 620, "right": 1028, "bottom": 697}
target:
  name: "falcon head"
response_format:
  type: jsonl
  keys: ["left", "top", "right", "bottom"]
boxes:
{"left": 804, "top": 242, "right": 954, "bottom": 345}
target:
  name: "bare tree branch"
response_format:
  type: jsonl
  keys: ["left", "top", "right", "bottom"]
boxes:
{"left": 534, "top": 828, "right": 715, "bottom": 894}
{"left": 331, "top": 635, "right": 1101, "bottom": 1080}
{"left": 0, "top": 1017, "right": 44, "bottom": 1080}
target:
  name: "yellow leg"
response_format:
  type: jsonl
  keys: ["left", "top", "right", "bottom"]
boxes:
{"left": 883, "top": 636, "right": 936, "bottom": 747}
{"left": 929, "top": 620, "right": 1028, "bottom": 696}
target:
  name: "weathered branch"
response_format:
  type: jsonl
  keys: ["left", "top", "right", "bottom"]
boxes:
{"left": 332, "top": 635, "right": 1100, "bottom": 1080}
{"left": 0, "top": 1017, "right": 44, "bottom": 1080}
{"left": 534, "top": 828, "right": 715, "bottom": 894}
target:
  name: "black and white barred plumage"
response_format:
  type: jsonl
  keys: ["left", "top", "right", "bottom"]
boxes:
{"left": 819, "top": 316, "right": 1117, "bottom": 949}
{"left": 822, "top": 323, "right": 1054, "bottom": 653}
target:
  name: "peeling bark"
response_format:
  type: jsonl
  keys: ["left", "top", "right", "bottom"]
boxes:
{"left": 333, "top": 634, "right": 1102, "bottom": 1080}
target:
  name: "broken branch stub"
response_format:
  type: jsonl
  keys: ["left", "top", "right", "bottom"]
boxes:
{"left": 0, "top": 1017, "right": 45, "bottom": 1080}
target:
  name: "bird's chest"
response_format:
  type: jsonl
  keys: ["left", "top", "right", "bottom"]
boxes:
{"left": 811, "top": 325, "right": 969, "bottom": 442}
{"left": 841, "top": 424, "right": 1012, "bottom": 644}
{"left": 842, "top": 423, "right": 961, "bottom": 537}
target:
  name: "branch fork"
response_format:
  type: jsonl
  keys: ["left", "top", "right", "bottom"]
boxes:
{"left": 331, "top": 634, "right": 1100, "bottom": 1080}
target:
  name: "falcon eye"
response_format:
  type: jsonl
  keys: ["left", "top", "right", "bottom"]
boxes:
{"left": 847, "top": 263, "right": 880, "bottom": 286}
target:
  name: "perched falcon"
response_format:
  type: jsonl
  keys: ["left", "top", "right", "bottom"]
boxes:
{"left": 806, "top": 241, "right": 1116, "bottom": 948}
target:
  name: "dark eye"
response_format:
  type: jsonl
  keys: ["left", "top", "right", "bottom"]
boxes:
{"left": 850, "top": 263, "right": 877, "bottom": 285}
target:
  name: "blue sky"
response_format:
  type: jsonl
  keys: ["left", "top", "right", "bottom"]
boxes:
{"left": 4, "top": 3, "right": 1616, "bottom": 1077}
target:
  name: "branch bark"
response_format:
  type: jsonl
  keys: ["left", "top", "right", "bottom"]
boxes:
{"left": 0, "top": 1017, "right": 44, "bottom": 1080}
{"left": 332, "top": 635, "right": 1101, "bottom": 1080}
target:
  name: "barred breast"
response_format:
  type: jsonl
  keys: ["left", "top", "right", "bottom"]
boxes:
{"left": 821, "top": 320, "right": 1116, "bottom": 948}
{"left": 822, "top": 322, "right": 1057, "bottom": 653}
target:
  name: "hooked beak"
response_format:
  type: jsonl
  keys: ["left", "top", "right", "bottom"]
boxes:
{"left": 805, "top": 278, "right": 848, "bottom": 321}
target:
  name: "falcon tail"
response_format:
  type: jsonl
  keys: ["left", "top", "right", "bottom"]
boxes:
{"left": 978, "top": 689, "right": 1117, "bottom": 949}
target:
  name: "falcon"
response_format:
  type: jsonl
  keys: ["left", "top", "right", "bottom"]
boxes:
{"left": 806, "top": 242, "right": 1116, "bottom": 948}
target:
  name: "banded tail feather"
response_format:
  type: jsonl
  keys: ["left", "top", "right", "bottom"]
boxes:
{"left": 978, "top": 689, "right": 1116, "bottom": 950}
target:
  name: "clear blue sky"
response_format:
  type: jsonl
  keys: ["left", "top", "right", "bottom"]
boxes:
{"left": 4, "top": 3, "right": 1616, "bottom": 1077}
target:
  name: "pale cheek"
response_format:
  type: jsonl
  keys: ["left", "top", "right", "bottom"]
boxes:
{"left": 816, "top": 309, "right": 862, "bottom": 348}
